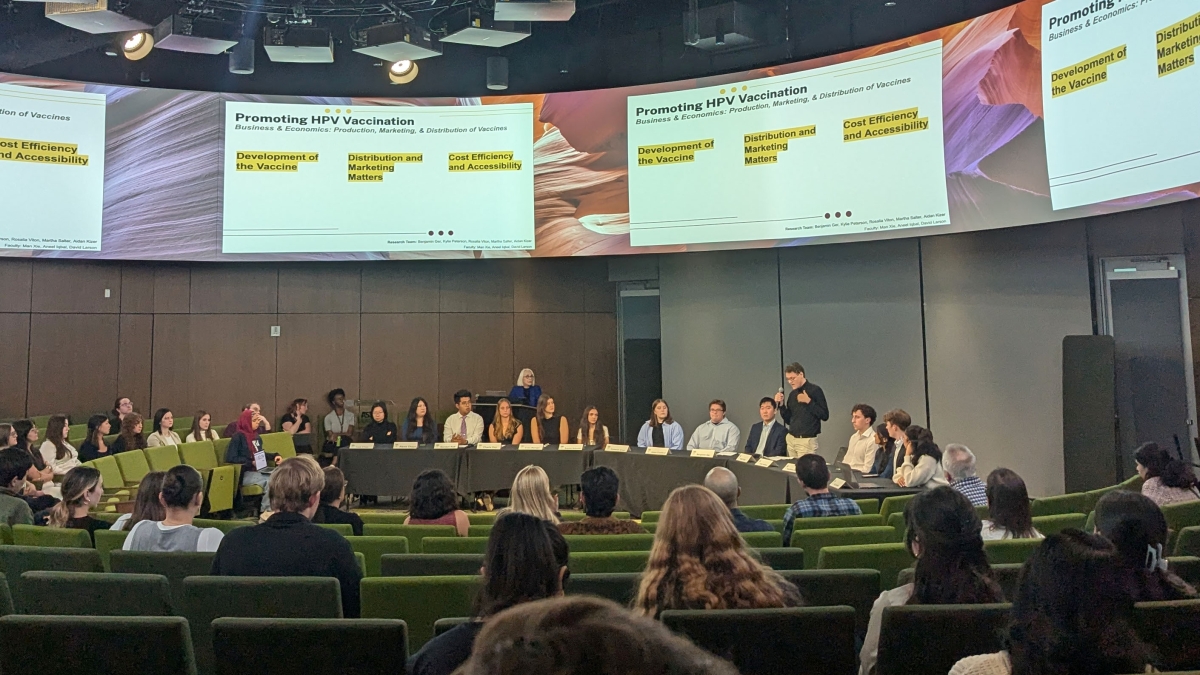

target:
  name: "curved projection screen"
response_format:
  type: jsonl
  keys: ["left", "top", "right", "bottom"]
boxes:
{"left": 1, "top": 0, "right": 1198, "bottom": 261}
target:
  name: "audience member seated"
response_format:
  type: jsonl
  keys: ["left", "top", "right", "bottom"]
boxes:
{"left": 110, "top": 413, "right": 147, "bottom": 454}
{"left": 400, "top": 397, "right": 437, "bottom": 444}
{"left": 13, "top": 419, "right": 51, "bottom": 485}
{"left": 40, "top": 414, "right": 80, "bottom": 481}
{"left": 404, "top": 469, "right": 470, "bottom": 536}
{"left": 577, "top": 405, "right": 609, "bottom": 448}
{"left": 360, "top": 401, "right": 398, "bottom": 444}
{"left": 444, "top": 390, "right": 484, "bottom": 446}
{"left": 36, "top": 466, "right": 109, "bottom": 544}
{"left": 457, "top": 595, "right": 738, "bottom": 675}
{"left": 124, "top": 465, "right": 224, "bottom": 552}
{"left": 782, "top": 454, "right": 863, "bottom": 545}
{"left": 942, "top": 444, "right": 988, "bottom": 506}
{"left": 558, "top": 467, "right": 645, "bottom": 535}
{"left": 407, "top": 513, "right": 569, "bottom": 675}
{"left": 323, "top": 390, "right": 355, "bottom": 463}
{"left": 508, "top": 368, "right": 542, "bottom": 410}
{"left": 636, "top": 399, "right": 684, "bottom": 451}
{"left": 110, "top": 471, "right": 166, "bottom": 532}
{"left": 109, "top": 396, "right": 134, "bottom": 431}
{"left": 146, "top": 408, "right": 182, "bottom": 447}
{"left": 530, "top": 395, "right": 569, "bottom": 445}
{"left": 278, "top": 399, "right": 312, "bottom": 454}
{"left": 883, "top": 409, "right": 913, "bottom": 478}
{"left": 870, "top": 423, "right": 897, "bottom": 478}
{"left": 186, "top": 410, "right": 221, "bottom": 444}
{"left": 311, "top": 466, "right": 364, "bottom": 536}
{"left": 980, "top": 468, "right": 1043, "bottom": 541}
{"left": 860, "top": 487, "right": 1003, "bottom": 675}
{"left": 1094, "top": 490, "right": 1198, "bottom": 601}
{"left": 211, "top": 455, "right": 362, "bottom": 617}
{"left": 499, "top": 465, "right": 560, "bottom": 524}
{"left": 703, "top": 466, "right": 774, "bottom": 533}
{"left": 0, "top": 447, "right": 35, "bottom": 526}
{"left": 845, "top": 404, "right": 880, "bottom": 472}
{"left": 633, "top": 484, "right": 801, "bottom": 618}
{"left": 950, "top": 531, "right": 1152, "bottom": 675}
{"left": 225, "top": 409, "right": 281, "bottom": 512}
{"left": 1135, "top": 441, "right": 1200, "bottom": 506}
{"left": 488, "top": 398, "right": 524, "bottom": 445}
{"left": 225, "top": 403, "right": 272, "bottom": 438}
{"left": 686, "top": 399, "right": 741, "bottom": 452}
{"left": 5, "top": 422, "right": 55, "bottom": 512}
{"left": 896, "top": 434, "right": 947, "bottom": 489}
{"left": 744, "top": 397, "right": 787, "bottom": 457}
{"left": 78, "top": 414, "right": 113, "bottom": 462}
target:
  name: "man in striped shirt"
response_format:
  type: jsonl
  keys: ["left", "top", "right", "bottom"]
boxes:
{"left": 942, "top": 444, "right": 988, "bottom": 507}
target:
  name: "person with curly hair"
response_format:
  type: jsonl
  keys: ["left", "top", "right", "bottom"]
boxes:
{"left": 632, "top": 484, "right": 802, "bottom": 618}
{"left": 404, "top": 469, "right": 469, "bottom": 536}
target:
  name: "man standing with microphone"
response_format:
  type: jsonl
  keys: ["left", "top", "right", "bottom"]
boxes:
{"left": 774, "top": 362, "right": 828, "bottom": 458}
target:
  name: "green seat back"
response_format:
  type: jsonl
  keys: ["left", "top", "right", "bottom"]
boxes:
{"left": 566, "top": 573, "right": 640, "bottom": 605}
{"left": 22, "top": 571, "right": 173, "bottom": 616}
{"left": 1084, "top": 510, "right": 1096, "bottom": 532}
{"left": 817, "top": 543, "right": 915, "bottom": 590}
{"left": 92, "top": 455, "right": 127, "bottom": 488}
{"left": 145, "top": 445, "right": 182, "bottom": 472}
{"left": 1029, "top": 492, "right": 1088, "bottom": 517}
{"left": 213, "top": 437, "right": 232, "bottom": 463}
{"left": 115, "top": 450, "right": 152, "bottom": 485}
{"left": 662, "top": 606, "right": 857, "bottom": 675}
{"left": 109, "top": 551, "right": 216, "bottom": 608}
{"left": 205, "top": 466, "right": 238, "bottom": 513}
{"left": 12, "top": 524, "right": 92, "bottom": 548}
{"left": 361, "top": 576, "right": 482, "bottom": 649}
{"left": 743, "top": 531, "right": 784, "bottom": 548}
{"left": 260, "top": 432, "right": 297, "bottom": 459}
{"left": 467, "top": 525, "right": 492, "bottom": 537}
{"left": 855, "top": 499, "right": 881, "bottom": 515}
{"left": 757, "top": 548, "right": 806, "bottom": 571}
{"left": 1162, "top": 501, "right": 1200, "bottom": 535}
{"left": 361, "top": 513, "right": 416, "bottom": 525}
{"left": 465, "top": 512, "right": 498, "bottom": 526}
{"left": 1167, "top": 556, "right": 1200, "bottom": 587}
{"left": 420, "top": 537, "right": 487, "bottom": 554}
{"left": 1082, "top": 483, "right": 1122, "bottom": 513}
{"left": 1118, "top": 474, "right": 1145, "bottom": 491}
{"left": 212, "top": 617, "right": 408, "bottom": 675}
{"left": 1031, "top": 513, "right": 1087, "bottom": 536}
{"left": 93, "top": 529, "right": 129, "bottom": 570}
{"left": 193, "top": 519, "right": 255, "bottom": 535}
{"left": 564, "top": 534, "right": 656, "bottom": 552}
{"left": 0, "top": 574, "right": 12, "bottom": 617}
{"left": 879, "top": 494, "right": 917, "bottom": 522}
{"left": 173, "top": 417, "right": 194, "bottom": 434}
{"left": 887, "top": 512, "right": 906, "bottom": 537}
{"left": 641, "top": 511, "right": 661, "bottom": 523}
{"left": 736, "top": 504, "right": 790, "bottom": 520}
{"left": 29, "top": 415, "right": 51, "bottom": 428}
{"left": 877, "top": 603, "right": 1012, "bottom": 675}
{"left": 780, "top": 568, "right": 880, "bottom": 637}
{"left": 791, "top": 527, "right": 899, "bottom": 569}
{"left": 975, "top": 504, "right": 990, "bottom": 521}
{"left": 0, "top": 524, "right": 11, "bottom": 546}
{"left": 179, "top": 441, "right": 219, "bottom": 471}
{"left": 983, "top": 538, "right": 1042, "bottom": 565}
{"left": 183, "top": 576, "right": 344, "bottom": 675}
{"left": 791, "top": 514, "right": 885, "bottom": 531}
{"left": 67, "top": 424, "right": 89, "bottom": 441}
{"left": 315, "top": 523, "right": 354, "bottom": 536}
{"left": 0, "top": 546, "right": 104, "bottom": 613}
{"left": 569, "top": 551, "right": 649, "bottom": 574}
{"left": 1176, "top": 527, "right": 1200, "bottom": 557}
{"left": 361, "top": 524, "right": 456, "bottom": 552}
{"left": 347, "top": 537, "right": 411, "bottom": 577}
{"left": 1133, "top": 599, "right": 1200, "bottom": 671}
{"left": 898, "top": 563, "right": 1023, "bottom": 602}
{"left": 0, "top": 615, "right": 197, "bottom": 675}
{"left": 380, "top": 554, "right": 484, "bottom": 577}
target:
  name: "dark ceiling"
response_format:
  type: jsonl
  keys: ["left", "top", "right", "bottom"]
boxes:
{"left": 0, "top": 0, "right": 1018, "bottom": 97}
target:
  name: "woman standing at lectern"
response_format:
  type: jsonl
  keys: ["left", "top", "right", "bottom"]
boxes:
{"left": 530, "top": 395, "right": 569, "bottom": 445}
{"left": 508, "top": 369, "right": 542, "bottom": 409}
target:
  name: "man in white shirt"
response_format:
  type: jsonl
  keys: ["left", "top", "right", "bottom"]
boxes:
{"left": 444, "top": 389, "right": 484, "bottom": 445}
{"left": 843, "top": 403, "right": 880, "bottom": 472}
{"left": 686, "top": 400, "right": 741, "bottom": 452}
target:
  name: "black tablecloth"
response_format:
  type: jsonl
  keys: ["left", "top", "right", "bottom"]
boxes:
{"left": 339, "top": 447, "right": 463, "bottom": 497}
{"left": 458, "top": 446, "right": 590, "bottom": 493}
{"left": 591, "top": 449, "right": 730, "bottom": 517}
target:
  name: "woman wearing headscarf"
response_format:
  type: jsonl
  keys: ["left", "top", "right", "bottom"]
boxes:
{"left": 224, "top": 408, "right": 281, "bottom": 512}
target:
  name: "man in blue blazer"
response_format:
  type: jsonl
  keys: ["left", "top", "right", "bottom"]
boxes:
{"left": 744, "top": 397, "right": 788, "bottom": 456}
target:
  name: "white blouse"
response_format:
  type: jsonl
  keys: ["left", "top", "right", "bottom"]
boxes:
{"left": 39, "top": 440, "right": 79, "bottom": 476}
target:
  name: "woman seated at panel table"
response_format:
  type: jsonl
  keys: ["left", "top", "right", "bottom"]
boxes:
{"left": 636, "top": 399, "right": 684, "bottom": 451}
{"left": 404, "top": 469, "right": 470, "bottom": 536}
{"left": 400, "top": 397, "right": 438, "bottom": 445}
{"left": 577, "top": 406, "right": 609, "bottom": 448}
{"left": 488, "top": 398, "right": 524, "bottom": 445}
{"left": 360, "top": 401, "right": 398, "bottom": 445}
{"left": 530, "top": 395, "right": 569, "bottom": 445}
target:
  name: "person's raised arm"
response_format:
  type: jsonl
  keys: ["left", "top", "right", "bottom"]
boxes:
{"left": 282, "top": 415, "right": 299, "bottom": 434}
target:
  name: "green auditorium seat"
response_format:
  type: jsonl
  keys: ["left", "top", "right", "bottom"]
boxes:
{"left": 1177, "top": 527, "right": 1200, "bottom": 557}
{"left": 362, "top": 524, "right": 456, "bottom": 552}
{"left": 817, "top": 543, "right": 915, "bottom": 590}
{"left": 421, "top": 537, "right": 487, "bottom": 554}
{"left": 0, "top": 615, "right": 198, "bottom": 675}
{"left": 566, "top": 573, "right": 640, "bottom": 605}
{"left": 757, "top": 547, "right": 806, "bottom": 571}
{"left": 569, "top": 551, "right": 649, "bottom": 574}
{"left": 976, "top": 504, "right": 990, "bottom": 521}
{"left": 791, "top": 527, "right": 899, "bottom": 568}
{"left": 1082, "top": 482, "right": 1124, "bottom": 513}
{"left": 0, "top": 524, "right": 11, "bottom": 546}
{"left": 361, "top": 575, "right": 482, "bottom": 649}
{"left": 173, "top": 417, "right": 194, "bottom": 434}
{"left": 93, "top": 529, "right": 128, "bottom": 569}
{"left": 180, "top": 440, "right": 219, "bottom": 472}
{"left": 855, "top": 499, "right": 881, "bottom": 515}
{"left": 737, "top": 504, "right": 790, "bottom": 520}
{"left": 0, "top": 545, "right": 104, "bottom": 612}
{"left": 21, "top": 571, "right": 173, "bottom": 616}
{"left": 898, "top": 563, "right": 1023, "bottom": 601}
{"left": 1031, "top": 513, "right": 1087, "bottom": 536}
{"left": 347, "top": 536, "right": 410, "bottom": 577}
{"left": 790, "top": 514, "right": 885, "bottom": 531}
{"left": 92, "top": 455, "right": 132, "bottom": 489}
{"left": 1029, "top": 492, "right": 1088, "bottom": 517}
{"left": 662, "top": 606, "right": 857, "bottom": 675}
{"left": 1163, "top": 501, "right": 1200, "bottom": 537}
{"left": 12, "top": 524, "right": 92, "bottom": 548}
{"left": 877, "top": 603, "right": 1013, "bottom": 675}
{"left": 879, "top": 494, "right": 917, "bottom": 522}
{"left": 0, "top": 574, "right": 13, "bottom": 617}
{"left": 361, "top": 512, "right": 418, "bottom": 525}
{"left": 779, "top": 569, "right": 880, "bottom": 637}
{"left": 109, "top": 550, "right": 216, "bottom": 608}
{"left": 145, "top": 445, "right": 182, "bottom": 472}
{"left": 887, "top": 512, "right": 906, "bottom": 537}
{"left": 380, "top": 554, "right": 484, "bottom": 577}
{"left": 983, "top": 538, "right": 1042, "bottom": 565}
{"left": 641, "top": 511, "right": 661, "bottom": 523}
{"left": 1118, "top": 474, "right": 1145, "bottom": 491}
{"left": 260, "top": 432, "right": 297, "bottom": 459}
{"left": 564, "top": 534, "right": 655, "bottom": 552}
{"left": 1134, "top": 599, "right": 1200, "bottom": 671}
{"left": 213, "top": 436, "right": 232, "bottom": 462}
{"left": 315, "top": 523, "right": 354, "bottom": 536}
{"left": 434, "top": 617, "right": 470, "bottom": 636}
{"left": 467, "top": 524, "right": 492, "bottom": 537}
{"left": 212, "top": 617, "right": 407, "bottom": 675}
{"left": 1168, "top": 556, "right": 1200, "bottom": 587}
{"left": 193, "top": 519, "right": 255, "bottom": 535}
{"left": 743, "top": 531, "right": 783, "bottom": 548}
{"left": 465, "top": 512, "right": 498, "bottom": 526}
{"left": 204, "top": 466, "right": 238, "bottom": 513}
{"left": 183, "top": 576, "right": 344, "bottom": 675}
{"left": 115, "top": 449, "right": 153, "bottom": 486}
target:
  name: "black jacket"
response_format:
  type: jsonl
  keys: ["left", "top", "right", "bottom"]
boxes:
{"left": 225, "top": 433, "right": 277, "bottom": 473}
{"left": 210, "top": 511, "right": 362, "bottom": 617}
{"left": 312, "top": 503, "right": 365, "bottom": 536}
{"left": 744, "top": 421, "right": 789, "bottom": 457}
{"left": 361, "top": 421, "right": 398, "bottom": 445}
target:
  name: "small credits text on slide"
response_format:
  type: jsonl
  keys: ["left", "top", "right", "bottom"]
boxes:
{"left": 1157, "top": 10, "right": 1200, "bottom": 77}
{"left": 743, "top": 126, "right": 816, "bottom": 165}
{"left": 0, "top": 137, "right": 89, "bottom": 166}
{"left": 235, "top": 151, "right": 319, "bottom": 172}
{"left": 636, "top": 139, "right": 715, "bottom": 166}
{"left": 842, "top": 107, "right": 929, "bottom": 142}
{"left": 1050, "top": 45, "right": 1126, "bottom": 97}
{"left": 347, "top": 152, "right": 422, "bottom": 182}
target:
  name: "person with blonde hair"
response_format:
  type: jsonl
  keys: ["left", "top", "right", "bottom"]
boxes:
{"left": 211, "top": 455, "right": 362, "bottom": 617}
{"left": 508, "top": 368, "right": 542, "bottom": 409}
{"left": 488, "top": 398, "right": 524, "bottom": 445}
{"left": 38, "top": 466, "right": 107, "bottom": 543}
{"left": 499, "top": 465, "right": 560, "bottom": 524}
{"left": 632, "top": 484, "right": 802, "bottom": 618}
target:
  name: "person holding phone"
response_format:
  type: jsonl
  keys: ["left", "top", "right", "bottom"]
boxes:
{"left": 225, "top": 408, "right": 282, "bottom": 512}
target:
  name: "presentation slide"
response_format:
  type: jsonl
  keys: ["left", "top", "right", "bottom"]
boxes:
{"left": 221, "top": 102, "right": 535, "bottom": 253}
{"left": 0, "top": 83, "right": 106, "bottom": 251}
{"left": 625, "top": 41, "right": 948, "bottom": 247}
{"left": 1042, "top": 0, "right": 1200, "bottom": 210}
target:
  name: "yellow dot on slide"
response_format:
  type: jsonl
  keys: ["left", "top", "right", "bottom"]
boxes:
{"left": 336, "top": 109, "right": 342, "bottom": 113}
{"left": 720, "top": 89, "right": 725, "bottom": 94}
{"left": 325, "top": 108, "right": 330, "bottom": 113}
{"left": 742, "top": 85, "right": 747, "bottom": 91}
{"left": 347, "top": 109, "right": 352, "bottom": 113}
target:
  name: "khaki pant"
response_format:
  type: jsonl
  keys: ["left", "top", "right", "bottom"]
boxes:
{"left": 786, "top": 435, "right": 818, "bottom": 458}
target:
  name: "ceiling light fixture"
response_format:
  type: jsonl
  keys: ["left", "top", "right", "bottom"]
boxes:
{"left": 122, "top": 31, "right": 154, "bottom": 60}
{"left": 388, "top": 59, "right": 419, "bottom": 84}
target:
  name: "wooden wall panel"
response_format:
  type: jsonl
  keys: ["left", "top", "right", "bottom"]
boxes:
{"left": 438, "top": 313, "right": 514, "bottom": 415}
{"left": 31, "top": 262, "right": 121, "bottom": 314}
{"left": 274, "top": 314, "right": 360, "bottom": 423}
{"left": 278, "top": 265, "right": 362, "bottom": 314}
{"left": 514, "top": 313, "right": 588, "bottom": 423}
{"left": 149, "top": 315, "right": 192, "bottom": 417}
{"left": 584, "top": 312, "right": 620, "bottom": 440}
{"left": 153, "top": 267, "right": 191, "bottom": 313}
{"left": 440, "top": 261, "right": 514, "bottom": 313}
{"left": 186, "top": 314, "right": 277, "bottom": 423}
{"left": 27, "top": 314, "right": 119, "bottom": 417}
{"left": 362, "top": 262, "right": 441, "bottom": 313}
{"left": 0, "top": 313, "right": 30, "bottom": 418}
{"left": 117, "top": 314, "right": 153, "bottom": 413}
{"left": 514, "top": 259, "right": 586, "bottom": 313}
{"left": 120, "top": 266, "right": 155, "bottom": 314}
{"left": 189, "top": 265, "right": 278, "bottom": 314}
{"left": 360, "top": 314, "right": 440, "bottom": 414}
{"left": 0, "top": 261, "right": 32, "bottom": 313}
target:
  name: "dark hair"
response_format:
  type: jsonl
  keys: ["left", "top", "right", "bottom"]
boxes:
{"left": 404, "top": 398, "right": 435, "bottom": 443}
{"left": 1094, "top": 491, "right": 1196, "bottom": 601}
{"left": 326, "top": 388, "right": 345, "bottom": 407}
{"left": 577, "top": 406, "right": 605, "bottom": 448}
{"left": 1008, "top": 530, "right": 1150, "bottom": 675}
{"left": 985, "top": 468, "right": 1037, "bottom": 539}
{"left": 86, "top": 414, "right": 109, "bottom": 448}
{"left": 796, "top": 454, "right": 831, "bottom": 490}
{"left": 875, "top": 423, "right": 896, "bottom": 454}
{"left": 45, "top": 415, "right": 71, "bottom": 460}
{"left": 579, "top": 466, "right": 620, "bottom": 517}
{"left": 129, "top": 471, "right": 167, "bottom": 527}
{"left": 1134, "top": 442, "right": 1198, "bottom": 490}
{"left": 784, "top": 362, "right": 805, "bottom": 375}
{"left": 759, "top": 397, "right": 777, "bottom": 409}
{"left": 884, "top": 409, "right": 912, "bottom": 431}
{"left": 119, "top": 414, "right": 147, "bottom": 451}
{"left": 708, "top": 399, "right": 726, "bottom": 412}
{"left": 152, "top": 408, "right": 171, "bottom": 434}
{"left": 369, "top": 401, "right": 388, "bottom": 421}
{"left": 320, "top": 466, "right": 346, "bottom": 505}
{"left": 534, "top": 394, "right": 555, "bottom": 437}
{"left": 648, "top": 399, "right": 673, "bottom": 426}
{"left": 905, "top": 424, "right": 934, "bottom": 444}
{"left": 453, "top": 389, "right": 472, "bottom": 405}
{"left": 12, "top": 419, "right": 34, "bottom": 452}
{"left": 0, "top": 447, "right": 33, "bottom": 487}
{"left": 409, "top": 468, "right": 459, "bottom": 520}
{"left": 852, "top": 403, "right": 877, "bottom": 425}
{"left": 904, "top": 487, "right": 1003, "bottom": 605}
{"left": 189, "top": 410, "right": 216, "bottom": 443}
{"left": 910, "top": 438, "right": 942, "bottom": 467}
{"left": 475, "top": 513, "right": 569, "bottom": 618}
{"left": 111, "top": 396, "right": 130, "bottom": 417}
{"left": 160, "top": 465, "right": 204, "bottom": 510}
{"left": 287, "top": 398, "right": 307, "bottom": 415}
